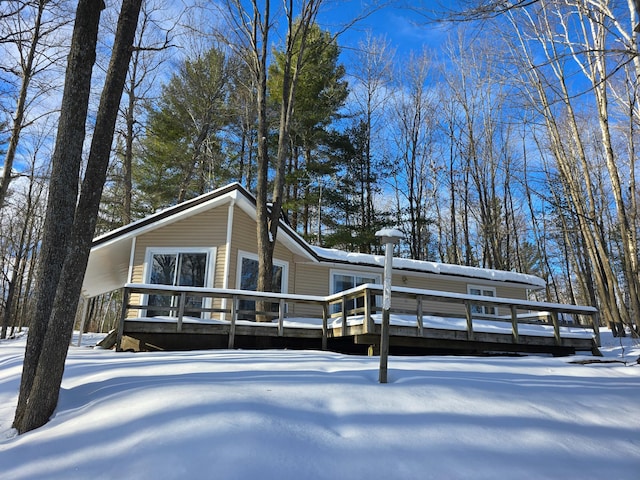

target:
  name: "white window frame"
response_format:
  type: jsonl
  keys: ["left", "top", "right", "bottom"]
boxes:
{"left": 330, "top": 269, "right": 381, "bottom": 294}
{"left": 235, "top": 250, "right": 289, "bottom": 293}
{"left": 330, "top": 269, "right": 382, "bottom": 314}
{"left": 235, "top": 251, "right": 289, "bottom": 319}
{"left": 467, "top": 285, "right": 497, "bottom": 317}
{"left": 141, "top": 247, "right": 216, "bottom": 318}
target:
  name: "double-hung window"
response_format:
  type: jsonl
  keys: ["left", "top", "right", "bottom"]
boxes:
{"left": 468, "top": 285, "right": 497, "bottom": 316}
{"left": 144, "top": 248, "right": 215, "bottom": 317}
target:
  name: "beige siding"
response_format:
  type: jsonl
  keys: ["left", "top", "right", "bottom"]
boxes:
{"left": 127, "top": 206, "right": 229, "bottom": 318}
{"left": 228, "top": 207, "right": 297, "bottom": 292}
{"left": 131, "top": 207, "right": 228, "bottom": 283}
{"left": 123, "top": 197, "right": 535, "bottom": 320}
{"left": 391, "top": 274, "right": 528, "bottom": 317}
{"left": 292, "top": 265, "right": 533, "bottom": 319}
{"left": 292, "top": 263, "right": 330, "bottom": 317}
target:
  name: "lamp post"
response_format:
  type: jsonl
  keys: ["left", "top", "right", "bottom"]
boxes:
{"left": 375, "top": 228, "right": 404, "bottom": 384}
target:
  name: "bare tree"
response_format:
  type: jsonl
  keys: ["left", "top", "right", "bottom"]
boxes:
{"left": 0, "top": 0, "right": 71, "bottom": 210}
{"left": 432, "top": 0, "right": 640, "bottom": 332}
{"left": 117, "top": 0, "right": 174, "bottom": 225}
{"left": 500, "top": 1, "right": 637, "bottom": 332}
{"left": 348, "top": 33, "right": 395, "bottom": 254}
{"left": 0, "top": 147, "right": 46, "bottom": 340}
{"left": 389, "top": 49, "right": 437, "bottom": 260}
{"left": 216, "top": 0, "right": 326, "bottom": 303}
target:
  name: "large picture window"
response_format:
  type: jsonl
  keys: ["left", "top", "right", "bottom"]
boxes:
{"left": 144, "top": 248, "right": 215, "bottom": 317}
{"left": 468, "top": 285, "right": 497, "bottom": 316}
{"left": 331, "top": 271, "right": 381, "bottom": 314}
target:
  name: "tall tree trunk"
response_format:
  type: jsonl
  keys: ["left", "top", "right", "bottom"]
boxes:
{"left": 588, "top": 12, "right": 640, "bottom": 332}
{"left": 13, "top": 0, "right": 103, "bottom": 431}
{"left": 14, "top": 0, "right": 142, "bottom": 434}
{"left": 123, "top": 74, "right": 135, "bottom": 225}
{"left": 254, "top": 0, "right": 273, "bottom": 300}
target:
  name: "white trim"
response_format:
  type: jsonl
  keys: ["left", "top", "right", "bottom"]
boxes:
{"left": 220, "top": 199, "right": 235, "bottom": 320}
{"left": 141, "top": 247, "right": 217, "bottom": 317}
{"left": 223, "top": 200, "right": 235, "bottom": 290}
{"left": 468, "top": 284, "right": 497, "bottom": 317}
{"left": 329, "top": 269, "right": 382, "bottom": 295}
{"left": 127, "top": 236, "right": 136, "bottom": 284}
{"left": 236, "top": 250, "right": 289, "bottom": 293}
{"left": 92, "top": 186, "right": 236, "bottom": 247}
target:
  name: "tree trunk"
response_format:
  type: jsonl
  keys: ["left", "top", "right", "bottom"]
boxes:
{"left": 13, "top": 0, "right": 103, "bottom": 431}
{"left": 15, "top": 0, "right": 142, "bottom": 434}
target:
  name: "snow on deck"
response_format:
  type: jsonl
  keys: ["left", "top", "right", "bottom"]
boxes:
{"left": 128, "top": 313, "right": 595, "bottom": 339}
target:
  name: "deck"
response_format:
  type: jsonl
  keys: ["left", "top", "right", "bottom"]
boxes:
{"left": 113, "top": 283, "right": 600, "bottom": 356}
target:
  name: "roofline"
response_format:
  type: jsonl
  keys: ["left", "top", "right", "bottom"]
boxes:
{"left": 93, "top": 183, "right": 242, "bottom": 247}
{"left": 311, "top": 256, "right": 544, "bottom": 289}
{"left": 91, "top": 182, "right": 544, "bottom": 289}
{"left": 91, "top": 182, "right": 320, "bottom": 261}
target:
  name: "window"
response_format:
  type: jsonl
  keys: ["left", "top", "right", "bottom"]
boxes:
{"left": 236, "top": 252, "right": 288, "bottom": 319}
{"left": 331, "top": 271, "right": 381, "bottom": 314}
{"left": 144, "top": 248, "right": 215, "bottom": 317}
{"left": 468, "top": 285, "right": 497, "bottom": 316}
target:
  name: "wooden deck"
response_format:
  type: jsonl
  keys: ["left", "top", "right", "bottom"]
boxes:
{"left": 115, "top": 283, "right": 601, "bottom": 356}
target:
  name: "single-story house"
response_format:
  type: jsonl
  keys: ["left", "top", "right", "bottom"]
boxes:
{"left": 82, "top": 182, "right": 598, "bottom": 354}
{"left": 83, "top": 182, "right": 545, "bottom": 314}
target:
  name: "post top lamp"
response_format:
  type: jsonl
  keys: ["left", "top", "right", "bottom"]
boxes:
{"left": 375, "top": 228, "right": 404, "bottom": 244}
{"left": 375, "top": 228, "right": 403, "bottom": 384}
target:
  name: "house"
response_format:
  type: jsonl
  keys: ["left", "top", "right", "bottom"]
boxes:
{"left": 83, "top": 182, "right": 598, "bottom": 354}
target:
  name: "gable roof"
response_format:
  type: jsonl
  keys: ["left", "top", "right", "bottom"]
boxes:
{"left": 83, "top": 183, "right": 545, "bottom": 298}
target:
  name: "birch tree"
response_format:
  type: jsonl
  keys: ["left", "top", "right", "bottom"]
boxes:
{"left": 442, "top": 0, "right": 640, "bottom": 332}
{"left": 347, "top": 34, "right": 395, "bottom": 253}
{"left": 503, "top": 1, "right": 639, "bottom": 332}
{"left": 390, "top": 49, "right": 437, "bottom": 260}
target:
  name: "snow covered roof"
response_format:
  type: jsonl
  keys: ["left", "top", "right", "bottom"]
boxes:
{"left": 84, "top": 183, "right": 546, "bottom": 297}
{"left": 311, "top": 246, "right": 546, "bottom": 289}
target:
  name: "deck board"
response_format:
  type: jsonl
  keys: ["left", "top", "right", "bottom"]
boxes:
{"left": 121, "top": 317, "right": 597, "bottom": 355}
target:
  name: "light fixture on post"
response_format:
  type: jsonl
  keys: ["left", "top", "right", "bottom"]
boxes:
{"left": 375, "top": 228, "right": 404, "bottom": 384}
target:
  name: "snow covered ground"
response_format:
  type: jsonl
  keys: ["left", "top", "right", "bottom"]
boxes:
{"left": 0, "top": 330, "right": 638, "bottom": 479}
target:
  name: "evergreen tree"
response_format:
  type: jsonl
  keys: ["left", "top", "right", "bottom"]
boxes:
{"left": 136, "top": 47, "right": 235, "bottom": 212}
{"left": 267, "top": 22, "right": 348, "bottom": 236}
{"left": 322, "top": 122, "right": 391, "bottom": 252}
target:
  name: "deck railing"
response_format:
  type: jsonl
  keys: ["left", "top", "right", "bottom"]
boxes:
{"left": 117, "top": 283, "right": 600, "bottom": 351}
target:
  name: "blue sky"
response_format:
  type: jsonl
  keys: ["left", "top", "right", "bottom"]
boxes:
{"left": 317, "top": 1, "right": 454, "bottom": 60}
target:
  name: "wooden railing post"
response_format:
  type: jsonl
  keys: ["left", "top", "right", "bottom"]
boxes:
{"left": 322, "top": 302, "right": 328, "bottom": 350}
{"left": 278, "top": 298, "right": 285, "bottom": 336}
{"left": 551, "top": 311, "right": 560, "bottom": 345}
{"left": 364, "top": 288, "right": 373, "bottom": 333}
{"left": 589, "top": 311, "right": 601, "bottom": 347}
{"left": 228, "top": 295, "right": 238, "bottom": 349}
{"left": 341, "top": 295, "right": 348, "bottom": 334}
{"left": 416, "top": 296, "right": 424, "bottom": 336}
{"left": 116, "top": 287, "right": 130, "bottom": 352}
{"left": 465, "top": 301, "right": 474, "bottom": 341}
{"left": 176, "top": 291, "right": 186, "bottom": 333}
{"left": 511, "top": 305, "right": 519, "bottom": 343}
